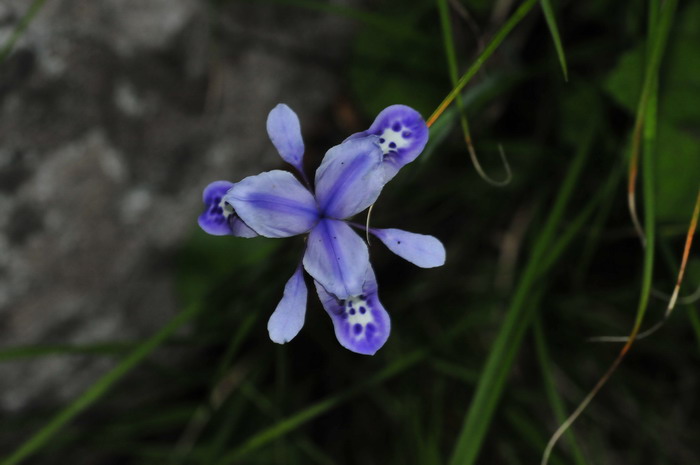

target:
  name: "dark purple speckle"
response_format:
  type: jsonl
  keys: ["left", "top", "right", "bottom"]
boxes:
{"left": 389, "top": 142, "right": 396, "bottom": 149}
{"left": 392, "top": 122, "right": 401, "bottom": 131}
{"left": 359, "top": 306, "right": 366, "bottom": 314}
{"left": 350, "top": 308, "right": 356, "bottom": 315}
{"left": 402, "top": 131, "right": 412, "bottom": 138}
{"left": 379, "top": 138, "right": 385, "bottom": 143}
{"left": 353, "top": 324, "right": 362, "bottom": 334}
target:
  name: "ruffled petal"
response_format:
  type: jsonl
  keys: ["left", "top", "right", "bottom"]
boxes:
{"left": 198, "top": 180, "right": 234, "bottom": 236}
{"left": 268, "top": 265, "right": 307, "bottom": 344}
{"left": 371, "top": 228, "right": 445, "bottom": 268}
{"left": 314, "top": 267, "right": 390, "bottom": 355}
{"left": 225, "top": 170, "right": 319, "bottom": 238}
{"left": 198, "top": 180, "right": 258, "bottom": 238}
{"left": 267, "top": 104, "right": 306, "bottom": 175}
{"left": 314, "top": 137, "right": 384, "bottom": 219}
{"left": 303, "top": 219, "right": 369, "bottom": 299}
{"left": 345, "top": 105, "right": 428, "bottom": 182}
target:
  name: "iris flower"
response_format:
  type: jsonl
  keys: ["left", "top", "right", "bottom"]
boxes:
{"left": 198, "top": 104, "right": 445, "bottom": 355}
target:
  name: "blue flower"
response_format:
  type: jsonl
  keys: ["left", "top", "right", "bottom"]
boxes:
{"left": 198, "top": 104, "right": 444, "bottom": 355}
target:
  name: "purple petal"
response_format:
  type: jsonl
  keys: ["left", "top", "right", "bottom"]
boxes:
{"left": 268, "top": 265, "right": 307, "bottom": 344}
{"left": 303, "top": 219, "right": 369, "bottom": 299}
{"left": 346, "top": 105, "right": 428, "bottom": 182}
{"left": 371, "top": 228, "right": 445, "bottom": 268}
{"left": 267, "top": 104, "right": 305, "bottom": 175}
{"left": 314, "top": 137, "right": 384, "bottom": 219}
{"left": 198, "top": 181, "right": 234, "bottom": 236}
{"left": 229, "top": 216, "right": 258, "bottom": 238}
{"left": 314, "top": 267, "right": 390, "bottom": 355}
{"left": 225, "top": 170, "right": 319, "bottom": 238}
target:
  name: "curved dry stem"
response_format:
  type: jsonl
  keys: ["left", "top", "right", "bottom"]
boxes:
{"left": 652, "top": 284, "right": 700, "bottom": 305}
{"left": 466, "top": 137, "right": 512, "bottom": 186}
{"left": 588, "top": 188, "right": 699, "bottom": 343}
{"left": 628, "top": 184, "right": 646, "bottom": 248}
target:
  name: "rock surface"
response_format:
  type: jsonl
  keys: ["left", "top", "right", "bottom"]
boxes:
{"left": 0, "top": 0, "right": 356, "bottom": 411}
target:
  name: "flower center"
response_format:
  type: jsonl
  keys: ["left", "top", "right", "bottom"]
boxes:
{"left": 377, "top": 122, "right": 412, "bottom": 155}
{"left": 220, "top": 198, "right": 235, "bottom": 219}
{"left": 341, "top": 295, "right": 377, "bottom": 339}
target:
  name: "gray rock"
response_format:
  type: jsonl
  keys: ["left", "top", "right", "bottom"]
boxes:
{"left": 0, "top": 0, "right": 357, "bottom": 411}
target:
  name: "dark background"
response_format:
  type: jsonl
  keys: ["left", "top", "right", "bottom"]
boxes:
{"left": 1, "top": 0, "right": 699, "bottom": 464}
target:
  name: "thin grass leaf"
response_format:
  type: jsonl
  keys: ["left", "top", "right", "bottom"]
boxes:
{"left": 541, "top": 13, "right": 666, "bottom": 459}
{"left": 0, "top": 0, "right": 47, "bottom": 64}
{"left": 215, "top": 310, "right": 482, "bottom": 464}
{"left": 626, "top": 0, "right": 677, "bottom": 247}
{"left": 533, "top": 317, "right": 588, "bottom": 465}
{"left": 539, "top": 0, "right": 568, "bottom": 81}
{"left": 448, "top": 123, "right": 596, "bottom": 465}
{"left": 426, "top": 0, "right": 539, "bottom": 127}
{"left": 0, "top": 304, "right": 203, "bottom": 465}
{"left": 435, "top": 0, "right": 511, "bottom": 185}
{"left": 659, "top": 225, "right": 700, "bottom": 354}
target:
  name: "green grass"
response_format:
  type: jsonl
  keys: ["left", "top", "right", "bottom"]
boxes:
{"left": 2, "top": 0, "right": 700, "bottom": 464}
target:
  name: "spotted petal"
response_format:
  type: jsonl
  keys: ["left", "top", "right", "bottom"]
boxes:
{"left": 303, "top": 219, "right": 369, "bottom": 299}
{"left": 314, "top": 137, "right": 384, "bottom": 219}
{"left": 314, "top": 267, "right": 390, "bottom": 355}
{"left": 267, "top": 104, "right": 305, "bottom": 176}
{"left": 198, "top": 180, "right": 257, "bottom": 238}
{"left": 371, "top": 228, "right": 445, "bottom": 268}
{"left": 268, "top": 265, "right": 307, "bottom": 344}
{"left": 346, "top": 105, "right": 428, "bottom": 182}
{"left": 225, "top": 170, "right": 319, "bottom": 238}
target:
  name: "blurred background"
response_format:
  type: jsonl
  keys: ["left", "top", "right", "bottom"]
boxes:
{"left": 0, "top": 0, "right": 699, "bottom": 464}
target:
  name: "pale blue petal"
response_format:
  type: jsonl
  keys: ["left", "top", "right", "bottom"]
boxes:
{"left": 314, "top": 137, "right": 384, "bottom": 219}
{"left": 267, "top": 104, "right": 305, "bottom": 175}
{"left": 225, "top": 170, "right": 319, "bottom": 238}
{"left": 268, "top": 265, "right": 307, "bottom": 344}
{"left": 345, "top": 105, "right": 428, "bottom": 182}
{"left": 314, "top": 267, "right": 390, "bottom": 355}
{"left": 371, "top": 228, "right": 445, "bottom": 268}
{"left": 303, "top": 219, "right": 369, "bottom": 299}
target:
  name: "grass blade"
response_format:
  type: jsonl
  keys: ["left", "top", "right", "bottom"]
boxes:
{"left": 0, "top": 0, "right": 47, "bottom": 64}
{"left": 448, "top": 123, "right": 596, "bottom": 465}
{"left": 626, "top": 0, "right": 676, "bottom": 247}
{"left": 539, "top": 0, "right": 568, "bottom": 81}
{"left": 426, "top": 0, "right": 538, "bottom": 127}
{"left": 0, "top": 304, "right": 203, "bottom": 465}
{"left": 435, "top": 0, "right": 511, "bottom": 185}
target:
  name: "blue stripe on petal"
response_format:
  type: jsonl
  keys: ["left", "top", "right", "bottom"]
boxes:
{"left": 371, "top": 228, "right": 445, "bottom": 268}
{"left": 314, "top": 267, "right": 390, "bottom": 355}
{"left": 314, "top": 137, "right": 384, "bottom": 219}
{"left": 345, "top": 105, "right": 428, "bottom": 182}
{"left": 268, "top": 265, "right": 307, "bottom": 344}
{"left": 225, "top": 170, "right": 319, "bottom": 238}
{"left": 267, "top": 104, "right": 305, "bottom": 175}
{"left": 303, "top": 219, "right": 369, "bottom": 299}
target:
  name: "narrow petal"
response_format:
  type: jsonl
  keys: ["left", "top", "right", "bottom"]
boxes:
{"left": 267, "top": 104, "right": 305, "bottom": 175}
{"left": 268, "top": 265, "right": 307, "bottom": 344}
{"left": 314, "top": 137, "right": 384, "bottom": 219}
{"left": 303, "top": 219, "right": 369, "bottom": 299}
{"left": 225, "top": 170, "right": 319, "bottom": 238}
{"left": 345, "top": 105, "right": 429, "bottom": 182}
{"left": 314, "top": 267, "right": 390, "bottom": 355}
{"left": 371, "top": 228, "right": 445, "bottom": 268}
